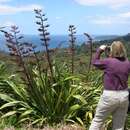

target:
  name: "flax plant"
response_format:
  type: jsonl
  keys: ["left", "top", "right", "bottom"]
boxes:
{"left": 0, "top": 25, "right": 90, "bottom": 128}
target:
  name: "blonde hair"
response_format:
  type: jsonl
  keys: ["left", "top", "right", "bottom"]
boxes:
{"left": 110, "top": 41, "right": 127, "bottom": 58}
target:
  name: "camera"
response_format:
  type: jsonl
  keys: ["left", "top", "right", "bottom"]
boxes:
{"left": 104, "top": 46, "right": 111, "bottom": 57}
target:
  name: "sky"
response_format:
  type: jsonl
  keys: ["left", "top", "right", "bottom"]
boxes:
{"left": 0, "top": 0, "right": 130, "bottom": 35}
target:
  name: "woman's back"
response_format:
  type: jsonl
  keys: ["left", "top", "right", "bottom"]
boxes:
{"left": 101, "top": 57, "right": 130, "bottom": 90}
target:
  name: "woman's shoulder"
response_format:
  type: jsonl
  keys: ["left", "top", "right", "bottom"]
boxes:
{"left": 103, "top": 57, "right": 129, "bottom": 64}
{"left": 103, "top": 57, "right": 114, "bottom": 62}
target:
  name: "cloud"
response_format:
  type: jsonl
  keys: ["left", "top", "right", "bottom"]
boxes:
{"left": 91, "top": 19, "right": 112, "bottom": 25}
{"left": 87, "top": 14, "right": 130, "bottom": 25}
{"left": 74, "top": 0, "right": 130, "bottom": 8}
{"left": 88, "top": 16, "right": 113, "bottom": 25}
{"left": 3, "top": 21, "right": 15, "bottom": 26}
{"left": 119, "top": 12, "right": 130, "bottom": 18}
{"left": 0, "top": 20, "right": 16, "bottom": 27}
{"left": 0, "top": 0, "right": 43, "bottom": 15}
{"left": 55, "top": 16, "right": 62, "bottom": 20}
{"left": 0, "top": 4, "right": 42, "bottom": 15}
{"left": 0, "top": 0, "right": 11, "bottom": 3}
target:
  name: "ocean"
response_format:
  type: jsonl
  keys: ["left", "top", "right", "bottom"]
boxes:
{"left": 0, "top": 34, "right": 118, "bottom": 52}
{"left": 0, "top": 35, "right": 88, "bottom": 52}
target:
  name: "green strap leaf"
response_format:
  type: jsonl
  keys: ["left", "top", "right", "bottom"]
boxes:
{"left": 6, "top": 80, "right": 25, "bottom": 99}
{"left": 0, "top": 101, "right": 21, "bottom": 110}
{"left": 76, "top": 117, "right": 84, "bottom": 126}
{"left": 18, "top": 117, "right": 30, "bottom": 124}
{"left": 73, "top": 95, "right": 87, "bottom": 104}
{"left": 20, "top": 110, "right": 33, "bottom": 118}
{"left": 1, "top": 111, "right": 17, "bottom": 118}
{"left": 69, "top": 104, "right": 81, "bottom": 112}
{"left": 0, "top": 93, "right": 14, "bottom": 102}
{"left": 32, "top": 119, "right": 42, "bottom": 125}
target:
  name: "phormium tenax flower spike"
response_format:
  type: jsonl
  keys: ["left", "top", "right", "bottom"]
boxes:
{"left": 68, "top": 25, "right": 77, "bottom": 74}
{"left": 34, "top": 9, "right": 54, "bottom": 80}
{"left": 84, "top": 33, "right": 93, "bottom": 71}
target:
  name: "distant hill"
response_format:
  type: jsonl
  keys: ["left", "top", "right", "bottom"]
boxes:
{"left": 94, "top": 33, "right": 130, "bottom": 44}
{"left": 115, "top": 33, "right": 130, "bottom": 42}
{"left": 94, "top": 35, "right": 119, "bottom": 41}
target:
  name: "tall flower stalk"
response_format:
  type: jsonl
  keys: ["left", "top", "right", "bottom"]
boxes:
{"left": 34, "top": 9, "right": 53, "bottom": 79}
{"left": 84, "top": 33, "right": 93, "bottom": 71}
{"left": 1, "top": 26, "right": 31, "bottom": 83}
{"left": 0, "top": 26, "right": 42, "bottom": 89}
{"left": 68, "top": 25, "right": 76, "bottom": 74}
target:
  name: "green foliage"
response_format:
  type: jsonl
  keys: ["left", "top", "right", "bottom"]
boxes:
{"left": 125, "top": 113, "right": 130, "bottom": 129}
{"left": 0, "top": 61, "right": 102, "bottom": 128}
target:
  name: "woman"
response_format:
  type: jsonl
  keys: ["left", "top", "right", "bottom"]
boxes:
{"left": 89, "top": 41, "right": 129, "bottom": 130}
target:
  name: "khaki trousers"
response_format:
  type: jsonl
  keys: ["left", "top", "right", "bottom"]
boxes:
{"left": 89, "top": 90, "right": 129, "bottom": 130}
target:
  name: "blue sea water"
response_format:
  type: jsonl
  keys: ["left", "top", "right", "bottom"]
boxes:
{"left": 0, "top": 34, "right": 118, "bottom": 52}
{"left": 0, "top": 35, "right": 87, "bottom": 52}
{"left": 27, "top": 35, "right": 87, "bottom": 51}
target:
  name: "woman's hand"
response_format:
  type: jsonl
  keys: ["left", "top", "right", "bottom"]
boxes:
{"left": 99, "top": 45, "right": 106, "bottom": 51}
